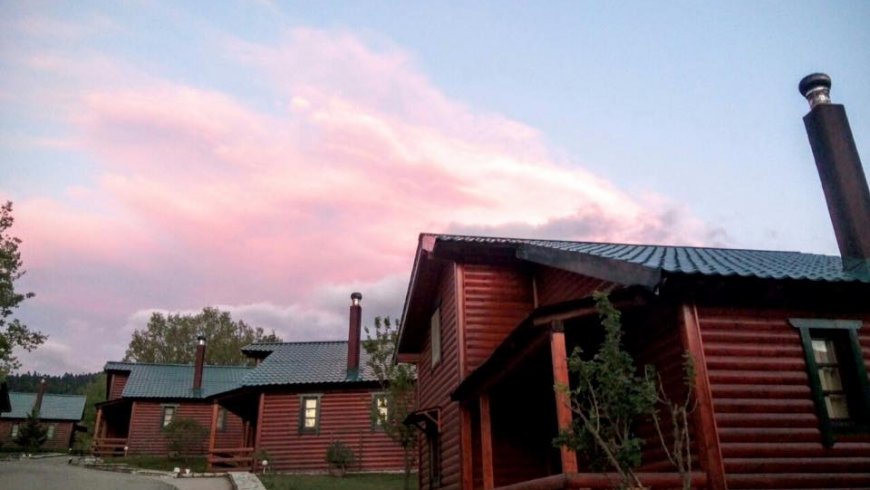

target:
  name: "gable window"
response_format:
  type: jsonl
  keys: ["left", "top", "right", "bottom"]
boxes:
{"left": 10, "top": 424, "right": 19, "bottom": 438}
{"left": 161, "top": 405, "right": 177, "bottom": 429}
{"left": 46, "top": 424, "right": 56, "bottom": 440}
{"left": 372, "top": 394, "right": 388, "bottom": 429}
{"left": 431, "top": 306, "right": 442, "bottom": 368}
{"left": 790, "top": 319, "right": 870, "bottom": 446}
{"left": 216, "top": 407, "right": 227, "bottom": 431}
{"left": 299, "top": 395, "right": 321, "bottom": 434}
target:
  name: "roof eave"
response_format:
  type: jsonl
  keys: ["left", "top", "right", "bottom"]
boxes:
{"left": 515, "top": 243, "right": 662, "bottom": 289}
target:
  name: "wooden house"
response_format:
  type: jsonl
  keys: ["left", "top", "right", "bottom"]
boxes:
{"left": 395, "top": 75, "right": 870, "bottom": 489}
{"left": 93, "top": 342, "right": 251, "bottom": 457}
{"left": 0, "top": 387, "right": 86, "bottom": 451}
{"left": 208, "top": 293, "right": 409, "bottom": 473}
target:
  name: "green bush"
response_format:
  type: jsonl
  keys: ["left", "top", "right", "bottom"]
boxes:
{"left": 325, "top": 440, "right": 355, "bottom": 472}
{"left": 163, "top": 417, "right": 208, "bottom": 461}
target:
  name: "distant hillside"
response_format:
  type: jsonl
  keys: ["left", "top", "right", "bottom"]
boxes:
{"left": 6, "top": 371, "right": 101, "bottom": 395}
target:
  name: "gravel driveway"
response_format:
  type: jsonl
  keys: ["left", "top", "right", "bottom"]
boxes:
{"left": 0, "top": 456, "right": 232, "bottom": 490}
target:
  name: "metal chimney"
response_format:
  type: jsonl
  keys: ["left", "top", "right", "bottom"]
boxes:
{"left": 193, "top": 335, "right": 206, "bottom": 391}
{"left": 800, "top": 73, "right": 870, "bottom": 274}
{"left": 346, "top": 292, "right": 363, "bottom": 380}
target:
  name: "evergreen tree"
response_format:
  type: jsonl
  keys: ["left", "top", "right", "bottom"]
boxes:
{"left": 14, "top": 409, "right": 47, "bottom": 452}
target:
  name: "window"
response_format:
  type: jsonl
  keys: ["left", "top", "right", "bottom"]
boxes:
{"left": 431, "top": 307, "right": 441, "bottom": 368}
{"left": 790, "top": 319, "right": 870, "bottom": 446}
{"left": 46, "top": 424, "right": 56, "bottom": 440}
{"left": 161, "top": 405, "right": 177, "bottom": 429}
{"left": 372, "top": 394, "right": 388, "bottom": 429}
{"left": 11, "top": 424, "right": 19, "bottom": 438}
{"left": 299, "top": 395, "right": 320, "bottom": 434}
{"left": 216, "top": 407, "right": 227, "bottom": 431}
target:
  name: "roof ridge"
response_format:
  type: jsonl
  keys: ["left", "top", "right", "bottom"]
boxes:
{"left": 432, "top": 233, "right": 834, "bottom": 257}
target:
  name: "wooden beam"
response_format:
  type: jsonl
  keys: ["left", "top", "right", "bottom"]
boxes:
{"left": 396, "top": 353, "right": 420, "bottom": 363}
{"left": 208, "top": 402, "right": 219, "bottom": 453}
{"left": 254, "top": 392, "right": 265, "bottom": 450}
{"left": 94, "top": 407, "right": 103, "bottom": 439}
{"left": 480, "top": 394, "right": 495, "bottom": 490}
{"left": 680, "top": 303, "right": 727, "bottom": 490}
{"left": 460, "top": 404, "right": 474, "bottom": 490}
{"left": 550, "top": 322, "right": 578, "bottom": 474}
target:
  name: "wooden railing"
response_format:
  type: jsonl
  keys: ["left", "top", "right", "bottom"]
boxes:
{"left": 208, "top": 447, "right": 255, "bottom": 471}
{"left": 495, "top": 472, "right": 708, "bottom": 490}
{"left": 92, "top": 437, "right": 128, "bottom": 457}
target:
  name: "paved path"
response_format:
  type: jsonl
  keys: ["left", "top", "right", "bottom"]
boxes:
{"left": 0, "top": 456, "right": 235, "bottom": 490}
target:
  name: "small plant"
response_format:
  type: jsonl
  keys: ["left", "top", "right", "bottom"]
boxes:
{"left": 325, "top": 440, "right": 355, "bottom": 476}
{"left": 163, "top": 417, "right": 208, "bottom": 463}
{"left": 553, "top": 292, "right": 657, "bottom": 489}
{"left": 14, "top": 409, "right": 48, "bottom": 453}
{"left": 649, "top": 354, "right": 696, "bottom": 490}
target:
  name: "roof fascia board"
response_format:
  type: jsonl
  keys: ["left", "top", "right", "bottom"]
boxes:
{"left": 397, "top": 234, "right": 438, "bottom": 354}
{"left": 516, "top": 244, "right": 662, "bottom": 288}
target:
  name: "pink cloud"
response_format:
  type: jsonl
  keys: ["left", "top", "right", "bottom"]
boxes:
{"left": 5, "top": 26, "right": 718, "bottom": 373}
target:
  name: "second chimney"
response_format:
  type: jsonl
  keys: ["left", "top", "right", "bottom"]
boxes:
{"left": 347, "top": 292, "right": 363, "bottom": 380}
{"left": 33, "top": 378, "right": 47, "bottom": 415}
{"left": 800, "top": 73, "right": 870, "bottom": 274}
{"left": 193, "top": 335, "right": 206, "bottom": 391}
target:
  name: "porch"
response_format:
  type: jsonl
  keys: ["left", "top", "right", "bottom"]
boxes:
{"left": 207, "top": 390, "right": 260, "bottom": 471}
{"left": 452, "top": 296, "right": 716, "bottom": 490}
{"left": 92, "top": 398, "right": 131, "bottom": 457}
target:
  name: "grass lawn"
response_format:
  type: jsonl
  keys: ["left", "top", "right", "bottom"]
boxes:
{"left": 258, "top": 472, "right": 416, "bottom": 490}
{"left": 115, "top": 455, "right": 208, "bottom": 473}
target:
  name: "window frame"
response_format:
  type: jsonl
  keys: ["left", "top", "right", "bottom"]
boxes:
{"left": 430, "top": 305, "right": 442, "bottom": 368}
{"left": 216, "top": 407, "right": 227, "bottom": 432}
{"left": 372, "top": 393, "right": 389, "bottom": 431}
{"left": 790, "top": 318, "right": 870, "bottom": 446}
{"left": 160, "top": 404, "right": 179, "bottom": 430}
{"left": 11, "top": 423, "right": 19, "bottom": 438}
{"left": 298, "top": 394, "right": 322, "bottom": 435}
{"left": 46, "top": 424, "right": 56, "bottom": 440}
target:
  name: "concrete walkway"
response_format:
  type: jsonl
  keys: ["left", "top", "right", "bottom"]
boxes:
{"left": 0, "top": 455, "right": 247, "bottom": 490}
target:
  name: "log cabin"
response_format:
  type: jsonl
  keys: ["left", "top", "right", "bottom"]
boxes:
{"left": 396, "top": 75, "right": 870, "bottom": 489}
{"left": 93, "top": 339, "right": 251, "bottom": 457}
{"left": 0, "top": 384, "right": 86, "bottom": 451}
{"left": 208, "top": 293, "right": 409, "bottom": 473}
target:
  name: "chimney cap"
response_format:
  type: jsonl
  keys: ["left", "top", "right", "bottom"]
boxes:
{"left": 196, "top": 335, "right": 206, "bottom": 345}
{"left": 351, "top": 292, "right": 362, "bottom": 302}
{"left": 799, "top": 73, "right": 832, "bottom": 108}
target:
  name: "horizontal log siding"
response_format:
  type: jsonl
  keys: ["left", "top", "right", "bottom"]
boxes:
{"left": 214, "top": 406, "right": 245, "bottom": 449}
{"left": 535, "top": 267, "right": 613, "bottom": 307}
{"left": 108, "top": 373, "right": 128, "bottom": 400}
{"left": 418, "top": 265, "right": 461, "bottom": 489}
{"left": 257, "top": 388, "right": 406, "bottom": 472}
{"left": 463, "top": 264, "right": 534, "bottom": 375}
{"left": 629, "top": 319, "right": 701, "bottom": 473}
{"left": 697, "top": 307, "right": 870, "bottom": 489}
{"left": 0, "top": 419, "right": 76, "bottom": 450}
{"left": 127, "top": 401, "right": 240, "bottom": 455}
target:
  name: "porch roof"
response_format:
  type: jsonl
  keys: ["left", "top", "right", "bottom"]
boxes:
{"left": 103, "top": 362, "right": 251, "bottom": 399}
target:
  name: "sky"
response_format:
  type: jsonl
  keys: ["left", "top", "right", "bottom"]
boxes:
{"left": 2, "top": 1, "right": 868, "bottom": 375}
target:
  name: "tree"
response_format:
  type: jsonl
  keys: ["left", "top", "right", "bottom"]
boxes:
{"left": 124, "top": 307, "right": 280, "bottom": 365}
{"left": 14, "top": 408, "right": 48, "bottom": 452}
{"left": 0, "top": 201, "right": 46, "bottom": 378}
{"left": 363, "top": 317, "right": 416, "bottom": 490}
{"left": 553, "top": 292, "right": 657, "bottom": 488}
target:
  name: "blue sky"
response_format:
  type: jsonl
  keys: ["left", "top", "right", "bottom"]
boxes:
{"left": 1, "top": 1, "right": 868, "bottom": 374}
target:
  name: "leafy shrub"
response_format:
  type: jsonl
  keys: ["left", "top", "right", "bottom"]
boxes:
{"left": 325, "top": 440, "right": 355, "bottom": 472}
{"left": 163, "top": 417, "right": 208, "bottom": 461}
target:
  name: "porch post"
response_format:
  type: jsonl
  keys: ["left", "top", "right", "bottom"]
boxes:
{"left": 550, "top": 320, "right": 578, "bottom": 474}
{"left": 680, "top": 303, "right": 727, "bottom": 490}
{"left": 94, "top": 407, "right": 103, "bottom": 439}
{"left": 208, "top": 402, "right": 219, "bottom": 453}
{"left": 480, "top": 394, "right": 495, "bottom": 489}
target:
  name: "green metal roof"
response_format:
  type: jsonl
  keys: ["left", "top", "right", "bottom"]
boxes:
{"left": 1, "top": 392, "right": 86, "bottom": 421}
{"left": 240, "top": 341, "right": 377, "bottom": 387}
{"left": 103, "top": 362, "right": 251, "bottom": 399}
{"left": 436, "top": 234, "right": 870, "bottom": 284}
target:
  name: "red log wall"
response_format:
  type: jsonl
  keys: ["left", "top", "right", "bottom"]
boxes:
{"left": 108, "top": 372, "right": 129, "bottom": 400}
{"left": 126, "top": 401, "right": 243, "bottom": 455}
{"left": 698, "top": 306, "right": 870, "bottom": 489}
{"left": 256, "top": 388, "right": 407, "bottom": 472}
{"left": 0, "top": 419, "right": 76, "bottom": 450}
